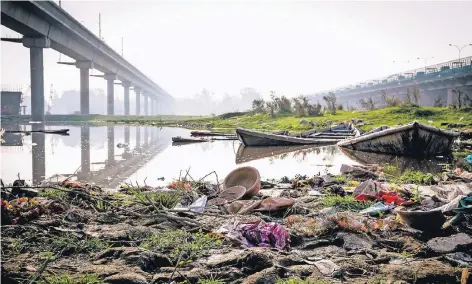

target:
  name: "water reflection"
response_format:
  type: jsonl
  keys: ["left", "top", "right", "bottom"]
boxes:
{"left": 31, "top": 123, "right": 45, "bottom": 184}
{"left": 1, "top": 123, "right": 455, "bottom": 189}
{"left": 339, "top": 148, "right": 449, "bottom": 174}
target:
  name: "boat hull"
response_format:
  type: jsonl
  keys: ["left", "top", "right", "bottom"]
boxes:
{"left": 337, "top": 122, "right": 458, "bottom": 157}
{"left": 236, "top": 128, "right": 340, "bottom": 146}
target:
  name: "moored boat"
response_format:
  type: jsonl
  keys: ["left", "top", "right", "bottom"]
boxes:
{"left": 337, "top": 121, "right": 459, "bottom": 157}
{"left": 236, "top": 127, "right": 341, "bottom": 146}
{"left": 190, "top": 130, "right": 234, "bottom": 137}
{"left": 172, "top": 136, "right": 209, "bottom": 144}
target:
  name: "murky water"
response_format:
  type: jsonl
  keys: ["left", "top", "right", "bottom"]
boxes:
{"left": 0, "top": 124, "right": 449, "bottom": 189}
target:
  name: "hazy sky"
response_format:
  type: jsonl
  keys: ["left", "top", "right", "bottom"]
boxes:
{"left": 1, "top": 0, "right": 472, "bottom": 100}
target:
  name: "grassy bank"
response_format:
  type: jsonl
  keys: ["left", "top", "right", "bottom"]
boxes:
{"left": 188, "top": 106, "right": 472, "bottom": 132}
{"left": 3, "top": 106, "right": 470, "bottom": 132}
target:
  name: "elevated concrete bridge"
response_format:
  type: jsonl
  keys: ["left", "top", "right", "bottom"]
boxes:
{"left": 1, "top": 1, "right": 174, "bottom": 120}
{"left": 309, "top": 56, "right": 472, "bottom": 108}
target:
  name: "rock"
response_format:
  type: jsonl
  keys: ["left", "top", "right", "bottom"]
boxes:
{"left": 427, "top": 233, "right": 472, "bottom": 253}
{"left": 379, "top": 259, "right": 459, "bottom": 283}
{"left": 336, "top": 232, "right": 373, "bottom": 251}
{"left": 285, "top": 265, "right": 315, "bottom": 278}
{"left": 205, "top": 250, "right": 247, "bottom": 268}
{"left": 104, "top": 272, "right": 148, "bottom": 284}
{"left": 243, "top": 267, "right": 278, "bottom": 284}
{"left": 353, "top": 179, "right": 379, "bottom": 197}
{"left": 340, "top": 165, "right": 378, "bottom": 180}
{"left": 84, "top": 224, "right": 157, "bottom": 241}
{"left": 65, "top": 210, "right": 88, "bottom": 223}
{"left": 300, "top": 120, "right": 309, "bottom": 125}
{"left": 445, "top": 252, "right": 472, "bottom": 267}
{"left": 313, "top": 259, "right": 340, "bottom": 276}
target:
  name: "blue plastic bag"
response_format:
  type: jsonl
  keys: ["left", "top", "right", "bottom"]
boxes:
{"left": 466, "top": 154, "right": 472, "bottom": 164}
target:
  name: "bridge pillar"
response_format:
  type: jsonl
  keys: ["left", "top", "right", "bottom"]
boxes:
{"left": 122, "top": 81, "right": 131, "bottom": 115}
{"left": 144, "top": 94, "right": 149, "bottom": 116}
{"left": 22, "top": 37, "right": 50, "bottom": 122}
{"left": 135, "top": 88, "right": 141, "bottom": 115}
{"left": 76, "top": 61, "right": 94, "bottom": 115}
{"left": 447, "top": 88, "right": 455, "bottom": 106}
{"left": 105, "top": 73, "right": 117, "bottom": 115}
{"left": 150, "top": 97, "right": 155, "bottom": 116}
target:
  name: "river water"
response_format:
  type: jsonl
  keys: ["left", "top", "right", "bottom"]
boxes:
{"left": 0, "top": 124, "right": 449, "bottom": 189}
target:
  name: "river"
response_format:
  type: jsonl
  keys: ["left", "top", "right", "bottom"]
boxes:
{"left": 0, "top": 123, "right": 449, "bottom": 189}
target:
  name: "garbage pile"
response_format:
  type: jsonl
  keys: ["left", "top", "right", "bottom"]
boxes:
{"left": 1, "top": 164, "right": 472, "bottom": 284}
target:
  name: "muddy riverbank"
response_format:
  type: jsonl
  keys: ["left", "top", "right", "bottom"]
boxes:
{"left": 1, "top": 163, "right": 472, "bottom": 284}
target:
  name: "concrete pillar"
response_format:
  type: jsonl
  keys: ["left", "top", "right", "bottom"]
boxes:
{"left": 144, "top": 94, "right": 149, "bottom": 115}
{"left": 135, "top": 88, "right": 141, "bottom": 115}
{"left": 107, "top": 126, "right": 115, "bottom": 166}
{"left": 447, "top": 88, "right": 455, "bottom": 106}
{"left": 76, "top": 61, "right": 94, "bottom": 115}
{"left": 123, "top": 81, "right": 130, "bottom": 115}
{"left": 22, "top": 37, "right": 50, "bottom": 122}
{"left": 105, "top": 73, "right": 117, "bottom": 115}
{"left": 31, "top": 123, "right": 46, "bottom": 184}
{"left": 79, "top": 125, "right": 91, "bottom": 179}
{"left": 150, "top": 97, "right": 155, "bottom": 115}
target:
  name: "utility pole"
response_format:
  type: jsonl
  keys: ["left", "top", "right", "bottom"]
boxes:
{"left": 59, "top": 0, "right": 61, "bottom": 7}
{"left": 449, "top": 43, "right": 472, "bottom": 66}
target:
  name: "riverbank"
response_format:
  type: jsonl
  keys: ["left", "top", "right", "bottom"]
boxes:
{"left": 3, "top": 106, "right": 469, "bottom": 133}
{"left": 1, "top": 164, "right": 471, "bottom": 283}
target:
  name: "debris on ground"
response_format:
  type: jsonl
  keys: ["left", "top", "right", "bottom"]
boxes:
{"left": 1, "top": 163, "right": 471, "bottom": 283}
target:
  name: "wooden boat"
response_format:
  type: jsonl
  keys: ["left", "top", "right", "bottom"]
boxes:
{"left": 236, "top": 128, "right": 340, "bottom": 146}
{"left": 337, "top": 121, "right": 459, "bottom": 157}
{"left": 236, "top": 144, "right": 315, "bottom": 164}
{"left": 190, "top": 130, "right": 234, "bottom": 137}
{"left": 171, "top": 136, "right": 209, "bottom": 143}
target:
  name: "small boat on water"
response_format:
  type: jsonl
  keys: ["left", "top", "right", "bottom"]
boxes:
{"left": 236, "top": 123, "right": 359, "bottom": 147}
{"left": 337, "top": 121, "right": 459, "bottom": 157}
{"left": 172, "top": 136, "right": 209, "bottom": 144}
{"left": 191, "top": 130, "right": 234, "bottom": 137}
{"left": 236, "top": 128, "right": 342, "bottom": 146}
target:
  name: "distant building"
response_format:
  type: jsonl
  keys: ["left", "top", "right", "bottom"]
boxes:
{"left": 1, "top": 91, "right": 22, "bottom": 115}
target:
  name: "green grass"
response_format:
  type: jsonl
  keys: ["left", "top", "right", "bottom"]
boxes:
{"left": 140, "top": 229, "right": 222, "bottom": 264}
{"left": 383, "top": 165, "right": 436, "bottom": 185}
{"left": 37, "top": 274, "right": 101, "bottom": 284}
{"left": 13, "top": 106, "right": 470, "bottom": 132}
{"left": 321, "top": 195, "right": 373, "bottom": 211}
{"left": 179, "top": 106, "right": 471, "bottom": 132}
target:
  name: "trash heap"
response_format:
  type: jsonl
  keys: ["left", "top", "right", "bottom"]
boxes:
{"left": 1, "top": 164, "right": 472, "bottom": 284}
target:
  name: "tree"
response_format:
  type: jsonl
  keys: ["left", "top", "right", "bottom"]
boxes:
{"left": 359, "top": 97, "right": 375, "bottom": 110}
{"left": 292, "top": 96, "right": 306, "bottom": 118}
{"left": 265, "top": 100, "right": 276, "bottom": 118}
{"left": 322, "top": 92, "right": 337, "bottom": 114}
{"left": 252, "top": 99, "right": 266, "bottom": 113}
{"left": 404, "top": 88, "right": 420, "bottom": 105}
{"left": 433, "top": 96, "right": 444, "bottom": 107}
